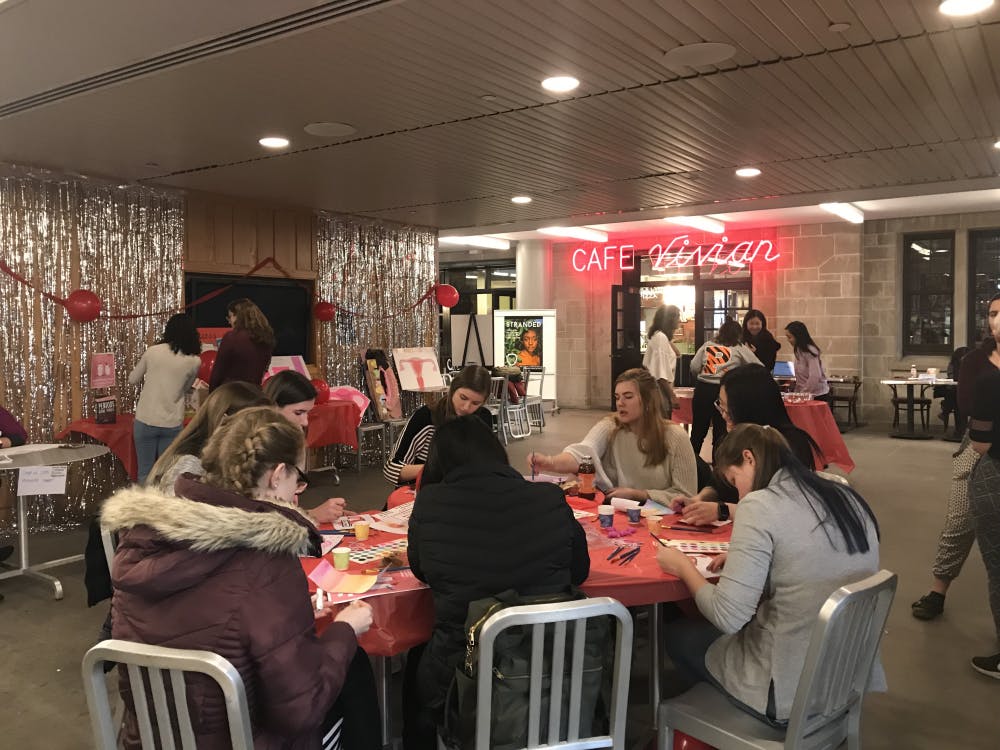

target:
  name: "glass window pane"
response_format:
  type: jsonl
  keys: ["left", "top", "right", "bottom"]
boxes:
{"left": 902, "top": 233, "right": 954, "bottom": 354}
{"left": 970, "top": 230, "right": 1000, "bottom": 345}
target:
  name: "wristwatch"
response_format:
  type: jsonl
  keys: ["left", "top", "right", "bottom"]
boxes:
{"left": 717, "top": 502, "right": 730, "bottom": 522}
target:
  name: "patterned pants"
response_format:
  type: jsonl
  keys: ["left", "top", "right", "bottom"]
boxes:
{"left": 931, "top": 438, "right": 980, "bottom": 581}
{"left": 970, "top": 453, "right": 1000, "bottom": 641}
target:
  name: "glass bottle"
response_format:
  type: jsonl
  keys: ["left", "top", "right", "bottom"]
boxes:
{"left": 578, "top": 455, "right": 596, "bottom": 500}
{"left": 910, "top": 364, "right": 917, "bottom": 378}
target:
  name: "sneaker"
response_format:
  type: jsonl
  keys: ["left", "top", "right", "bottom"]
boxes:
{"left": 971, "top": 654, "right": 1000, "bottom": 679}
{"left": 911, "top": 591, "right": 945, "bottom": 620}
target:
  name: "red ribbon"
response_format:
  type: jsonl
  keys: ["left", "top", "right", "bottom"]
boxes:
{"left": 0, "top": 255, "right": 437, "bottom": 320}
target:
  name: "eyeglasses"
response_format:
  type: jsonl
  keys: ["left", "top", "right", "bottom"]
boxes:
{"left": 293, "top": 465, "right": 310, "bottom": 495}
{"left": 714, "top": 399, "right": 731, "bottom": 418}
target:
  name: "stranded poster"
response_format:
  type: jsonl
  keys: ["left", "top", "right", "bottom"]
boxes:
{"left": 503, "top": 316, "right": 543, "bottom": 367}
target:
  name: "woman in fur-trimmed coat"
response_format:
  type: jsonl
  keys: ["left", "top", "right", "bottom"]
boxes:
{"left": 103, "top": 407, "right": 375, "bottom": 750}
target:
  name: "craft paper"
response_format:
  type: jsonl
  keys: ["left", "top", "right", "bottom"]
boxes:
{"left": 307, "top": 559, "right": 378, "bottom": 594}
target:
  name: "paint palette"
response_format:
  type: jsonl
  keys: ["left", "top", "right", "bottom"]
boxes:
{"left": 663, "top": 540, "right": 729, "bottom": 554}
{"left": 348, "top": 538, "right": 409, "bottom": 564}
{"left": 376, "top": 501, "right": 414, "bottom": 526}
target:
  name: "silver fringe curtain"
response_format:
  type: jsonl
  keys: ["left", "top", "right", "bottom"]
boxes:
{"left": 0, "top": 164, "right": 184, "bottom": 531}
{"left": 315, "top": 213, "right": 438, "bottom": 401}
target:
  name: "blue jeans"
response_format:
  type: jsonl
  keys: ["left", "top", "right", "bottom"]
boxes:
{"left": 664, "top": 618, "right": 787, "bottom": 730}
{"left": 133, "top": 420, "right": 182, "bottom": 485}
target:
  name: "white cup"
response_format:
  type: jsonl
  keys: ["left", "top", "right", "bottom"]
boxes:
{"left": 927, "top": 367, "right": 939, "bottom": 377}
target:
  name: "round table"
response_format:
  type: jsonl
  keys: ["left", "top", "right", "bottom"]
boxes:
{"left": 0, "top": 443, "right": 110, "bottom": 599}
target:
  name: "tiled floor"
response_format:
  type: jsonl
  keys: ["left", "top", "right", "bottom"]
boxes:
{"left": 1, "top": 410, "right": 997, "bottom": 748}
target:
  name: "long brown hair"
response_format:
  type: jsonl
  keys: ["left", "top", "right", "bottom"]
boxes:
{"left": 201, "top": 406, "right": 303, "bottom": 495}
{"left": 147, "top": 381, "right": 271, "bottom": 487}
{"left": 430, "top": 365, "right": 492, "bottom": 425}
{"left": 228, "top": 298, "right": 276, "bottom": 349}
{"left": 612, "top": 368, "right": 669, "bottom": 466}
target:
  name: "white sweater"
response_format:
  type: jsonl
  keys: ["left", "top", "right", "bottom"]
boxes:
{"left": 129, "top": 344, "right": 201, "bottom": 428}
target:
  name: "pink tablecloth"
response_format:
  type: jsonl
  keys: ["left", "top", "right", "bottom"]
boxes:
{"left": 56, "top": 415, "right": 138, "bottom": 480}
{"left": 671, "top": 394, "right": 854, "bottom": 473}
{"left": 306, "top": 399, "right": 361, "bottom": 450}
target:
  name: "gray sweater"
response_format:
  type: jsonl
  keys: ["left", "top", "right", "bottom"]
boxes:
{"left": 696, "top": 469, "right": 882, "bottom": 720}
{"left": 690, "top": 342, "right": 761, "bottom": 384}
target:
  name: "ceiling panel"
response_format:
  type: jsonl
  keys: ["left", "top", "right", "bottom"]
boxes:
{"left": 0, "top": 0, "right": 997, "bottom": 230}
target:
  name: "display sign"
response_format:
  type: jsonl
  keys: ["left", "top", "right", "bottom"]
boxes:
{"left": 90, "top": 353, "right": 115, "bottom": 389}
{"left": 18, "top": 466, "right": 68, "bottom": 496}
{"left": 571, "top": 233, "right": 780, "bottom": 274}
{"left": 503, "top": 316, "right": 544, "bottom": 368}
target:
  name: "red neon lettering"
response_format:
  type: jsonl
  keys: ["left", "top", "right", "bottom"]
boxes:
{"left": 762, "top": 240, "right": 779, "bottom": 262}
{"left": 603, "top": 245, "right": 616, "bottom": 270}
{"left": 572, "top": 247, "right": 587, "bottom": 272}
{"left": 619, "top": 245, "right": 635, "bottom": 270}
{"left": 586, "top": 248, "right": 603, "bottom": 271}
{"left": 571, "top": 236, "right": 780, "bottom": 272}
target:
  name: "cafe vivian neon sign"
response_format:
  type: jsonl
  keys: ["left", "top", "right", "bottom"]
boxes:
{"left": 571, "top": 234, "right": 780, "bottom": 273}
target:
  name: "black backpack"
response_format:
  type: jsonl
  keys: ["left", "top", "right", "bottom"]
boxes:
{"left": 441, "top": 588, "right": 609, "bottom": 749}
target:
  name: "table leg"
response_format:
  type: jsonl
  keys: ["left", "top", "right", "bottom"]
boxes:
{"left": 648, "top": 604, "right": 661, "bottom": 720}
{"left": 0, "top": 495, "right": 80, "bottom": 599}
{"left": 374, "top": 655, "right": 392, "bottom": 749}
{"left": 890, "top": 384, "right": 932, "bottom": 440}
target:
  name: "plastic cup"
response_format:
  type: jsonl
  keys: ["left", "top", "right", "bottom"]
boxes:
{"left": 626, "top": 507, "right": 642, "bottom": 524}
{"left": 598, "top": 506, "right": 614, "bottom": 528}
{"left": 354, "top": 520, "right": 370, "bottom": 541}
{"left": 333, "top": 547, "right": 351, "bottom": 571}
{"left": 646, "top": 516, "right": 661, "bottom": 533}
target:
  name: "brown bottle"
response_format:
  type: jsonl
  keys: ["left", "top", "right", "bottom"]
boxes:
{"left": 578, "top": 455, "right": 596, "bottom": 500}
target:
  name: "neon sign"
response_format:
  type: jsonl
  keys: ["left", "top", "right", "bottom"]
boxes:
{"left": 571, "top": 234, "right": 780, "bottom": 273}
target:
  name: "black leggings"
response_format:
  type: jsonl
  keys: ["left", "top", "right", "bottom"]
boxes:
{"left": 322, "top": 647, "right": 382, "bottom": 750}
{"left": 690, "top": 380, "right": 726, "bottom": 460}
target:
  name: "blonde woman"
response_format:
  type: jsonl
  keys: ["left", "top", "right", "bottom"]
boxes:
{"left": 103, "top": 407, "right": 378, "bottom": 749}
{"left": 208, "top": 298, "right": 276, "bottom": 391}
{"left": 528, "top": 368, "right": 697, "bottom": 503}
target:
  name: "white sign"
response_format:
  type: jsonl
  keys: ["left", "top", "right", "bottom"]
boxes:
{"left": 17, "top": 466, "right": 68, "bottom": 496}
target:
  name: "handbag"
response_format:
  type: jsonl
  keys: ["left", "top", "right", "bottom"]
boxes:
{"left": 441, "top": 587, "right": 608, "bottom": 749}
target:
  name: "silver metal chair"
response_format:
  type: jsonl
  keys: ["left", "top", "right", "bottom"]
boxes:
{"left": 503, "top": 377, "right": 532, "bottom": 442}
{"left": 82, "top": 639, "right": 254, "bottom": 750}
{"left": 658, "top": 569, "right": 897, "bottom": 750}
{"left": 458, "top": 596, "right": 633, "bottom": 750}
{"left": 523, "top": 367, "right": 546, "bottom": 432}
{"left": 485, "top": 375, "right": 509, "bottom": 444}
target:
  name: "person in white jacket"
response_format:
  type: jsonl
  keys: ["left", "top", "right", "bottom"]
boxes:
{"left": 644, "top": 304, "right": 681, "bottom": 417}
{"left": 128, "top": 314, "right": 202, "bottom": 484}
{"left": 689, "top": 319, "right": 761, "bottom": 458}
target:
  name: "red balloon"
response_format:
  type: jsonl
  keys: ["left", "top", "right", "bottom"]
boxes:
{"left": 314, "top": 301, "right": 335, "bottom": 322}
{"left": 672, "top": 732, "right": 715, "bottom": 750}
{"left": 435, "top": 284, "right": 460, "bottom": 308}
{"left": 64, "top": 289, "right": 102, "bottom": 322}
{"left": 310, "top": 378, "right": 330, "bottom": 405}
{"left": 197, "top": 350, "right": 217, "bottom": 383}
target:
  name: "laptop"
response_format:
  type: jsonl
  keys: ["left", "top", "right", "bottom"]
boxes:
{"left": 772, "top": 360, "right": 795, "bottom": 379}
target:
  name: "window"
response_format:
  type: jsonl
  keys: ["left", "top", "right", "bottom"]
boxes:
{"left": 969, "top": 229, "right": 1000, "bottom": 347}
{"left": 901, "top": 232, "right": 954, "bottom": 355}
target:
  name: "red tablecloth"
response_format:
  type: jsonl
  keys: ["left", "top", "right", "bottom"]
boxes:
{"left": 56, "top": 415, "right": 138, "bottom": 480}
{"left": 671, "top": 395, "right": 854, "bottom": 473}
{"left": 306, "top": 399, "right": 361, "bottom": 451}
{"left": 306, "top": 495, "right": 727, "bottom": 656}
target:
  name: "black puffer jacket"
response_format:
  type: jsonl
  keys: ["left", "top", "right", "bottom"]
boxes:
{"left": 407, "top": 463, "right": 590, "bottom": 714}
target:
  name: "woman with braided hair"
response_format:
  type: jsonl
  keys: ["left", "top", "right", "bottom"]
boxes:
{"left": 103, "top": 407, "right": 380, "bottom": 749}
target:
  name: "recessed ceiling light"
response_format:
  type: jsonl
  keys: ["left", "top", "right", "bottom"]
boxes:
{"left": 480, "top": 94, "right": 499, "bottom": 102}
{"left": 511, "top": 195, "right": 532, "bottom": 204}
{"left": 994, "top": 139, "right": 1000, "bottom": 149}
{"left": 304, "top": 122, "right": 357, "bottom": 138}
{"left": 439, "top": 236, "right": 511, "bottom": 250}
{"left": 664, "top": 216, "right": 726, "bottom": 234}
{"left": 541, "top": 76, "right": 580, "bottom": 93}
{"left": 735, "top": 166, "right": 762, "bottom": 178}
{"left": 828, "top": 22, "right": 851, "bottom": 33}
{"left": 819, "top": 202, "right": 865, "bottom": 223}
{"left": 662, "top": 42, "right": 736, "bottom": 67}
{"left": 939, "top": 0, "right": 994, "bottom": 16}
{"left": 537, "top": 226, "right": 608, "bottom": 242}
{"left": 258, "top": 136, "right": 290, "bottom": 149}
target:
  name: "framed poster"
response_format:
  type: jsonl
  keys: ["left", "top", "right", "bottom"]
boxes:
{"left": 502, "top": 316, "right": 544, "bottom": 368}
{"left": 392, "top": 347, "right": 444, "bottom": 391}
{"left": 90, "top": 353, "right": 116, "bottom": 389}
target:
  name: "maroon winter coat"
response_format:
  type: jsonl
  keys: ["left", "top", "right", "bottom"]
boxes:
{"left": 102, "top": 475, "right": 357, "bottom": 749}
{"left": 208, "top": 328, "right": 274, "bottom": 391}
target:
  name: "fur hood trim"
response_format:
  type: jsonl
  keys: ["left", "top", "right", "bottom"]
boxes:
{"left": 102, "top": 485, "right": 315, "bottom": 557}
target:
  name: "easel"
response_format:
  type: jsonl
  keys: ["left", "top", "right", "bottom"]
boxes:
{"left": 460, "top": 314, "right": 487, "bottom": 366}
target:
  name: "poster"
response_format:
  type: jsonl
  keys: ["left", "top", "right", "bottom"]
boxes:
{"left": 503, "top": 316, "right": 544, "bottom": 368}
{"left": 90, "top": 352, "right": 115, "bottom": 389}
{"left": 393, "top": 347, "right": 444, "bottom": 391}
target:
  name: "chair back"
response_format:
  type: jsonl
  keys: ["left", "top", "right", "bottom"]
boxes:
{"left": 99, "top": 524, "right": 117, "bottom": 574}
{"left": 82, "top": 639, "right": 254, "bottom": 750}
{"left": 487, "top": 375, "right": 508, "bottom": 407}
{"left": 783, "top": 570, "right": 897, "bottom": 748}
{"left": 473, "top": 597, "right": 633, "bottom": 749}
{"left": 523, "top": 367, "right": 545, "bottom": 399}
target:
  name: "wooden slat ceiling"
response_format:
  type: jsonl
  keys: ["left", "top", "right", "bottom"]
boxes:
{"left": 0, "top": 0, "right": 998, "bottom": 230}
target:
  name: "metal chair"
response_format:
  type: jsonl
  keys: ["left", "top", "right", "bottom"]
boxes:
{"left": 448, "top": 596, "right": 633, "bottom": 750}
{"left": 82, "top": 639, "right": 254, "bottom": 750}
{"left": 658, "top": 569, "right": 897, "bottom": 750}
{"left": 485, "top": 376, "right": 509, "bottom": 444}
{"left": 503, "top": 377, "right": 532, "bottom": 443}
{"left": 523, "top": 367, "right": 546, "bottom": 432}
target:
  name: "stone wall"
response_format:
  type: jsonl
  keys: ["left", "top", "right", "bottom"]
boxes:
{"left": 861, "top": 210, "right": 1000, "bottom": 424}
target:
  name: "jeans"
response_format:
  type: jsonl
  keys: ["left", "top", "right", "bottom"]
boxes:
{"left": 664, "top": 618, "right": 787, "bottom": 730}
{"left": 133, "top": 420, "right": 182, "bottom": 485}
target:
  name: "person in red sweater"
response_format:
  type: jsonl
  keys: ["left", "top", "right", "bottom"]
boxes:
{"left": 208, "top": 298, "right": 275, "bottom": 391}
{"left": 0, "top": 406, "right": 28, "bottom": 574}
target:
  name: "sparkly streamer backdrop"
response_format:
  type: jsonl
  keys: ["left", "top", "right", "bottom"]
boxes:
{"left": 0, "top": 166, "right": 184, "bottom": 531}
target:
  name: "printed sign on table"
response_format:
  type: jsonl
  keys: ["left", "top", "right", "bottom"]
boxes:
{"left": 17, "top": 466, "right": 68, "bottom": 496}
{"left": 90, "top": 353, "right": 116, "bottom": 389}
